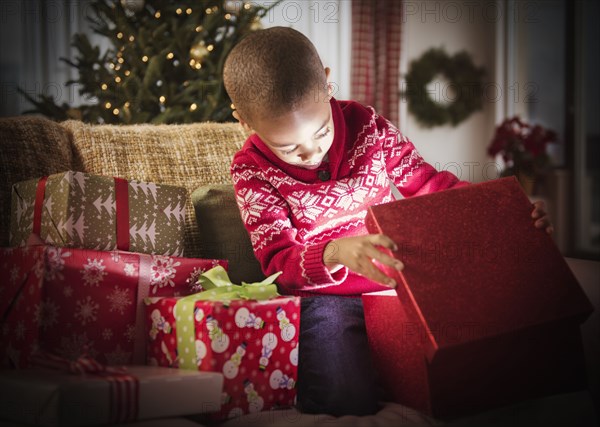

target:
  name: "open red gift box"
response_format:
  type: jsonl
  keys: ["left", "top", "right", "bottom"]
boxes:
{"left": 362, "top": 176, "right": 594, "bottom": 419}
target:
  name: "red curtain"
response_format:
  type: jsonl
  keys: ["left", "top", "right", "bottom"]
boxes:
{"left": 351, "top": 0, "right": 403, "bottom": 126}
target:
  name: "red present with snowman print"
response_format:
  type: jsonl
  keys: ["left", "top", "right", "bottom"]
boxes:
{"left": 144, "top": 266, "right": 300, "bottom": 420}
{"left": 0, "top": 244, "right": 227, "bottom": 369}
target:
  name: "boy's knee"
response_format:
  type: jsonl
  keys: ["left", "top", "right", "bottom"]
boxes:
{"left": 297, "top": 381, "right": 379, "bottom": 416}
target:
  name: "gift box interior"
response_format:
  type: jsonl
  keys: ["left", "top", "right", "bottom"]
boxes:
{"left": 363, "top": 177, "right": 595, "bottom": 419}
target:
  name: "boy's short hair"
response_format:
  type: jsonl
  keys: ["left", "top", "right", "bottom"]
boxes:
{"left": 223, "top": 26, "right": 327, "bottom": 124}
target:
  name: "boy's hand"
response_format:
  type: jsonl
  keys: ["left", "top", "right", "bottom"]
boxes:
{"left": 531, "top": 200, "right": 554, "bottom": 235}
{"left": 323, "top": 234, "right": 403, "bottom": 288}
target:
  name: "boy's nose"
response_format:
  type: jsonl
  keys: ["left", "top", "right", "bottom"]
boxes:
{"left": 298, "top": 145, "right": 322, "bottom": 162}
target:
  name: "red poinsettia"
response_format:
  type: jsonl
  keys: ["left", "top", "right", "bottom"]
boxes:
{"left": 488, "top": 116, "right": 556, "bottom": 177}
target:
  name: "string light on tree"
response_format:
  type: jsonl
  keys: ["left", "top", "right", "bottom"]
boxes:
{"left": 189, "top": 59, "right": 202, "bottom": 70}
{"left": 250, "top": 17, "right": 262, "bottom": 31}
{"left": 190, "top": 41, "right": 209, "bottom": 61}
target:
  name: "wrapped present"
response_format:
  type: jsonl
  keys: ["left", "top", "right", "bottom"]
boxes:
{"left": 362, "top": 176, "right": 594, "bottom": 419}
{"left": 0, "top": 245, "right": 227, "bottom": 369}
{"left": 144, "top": 267, "right": 300, "bottom": 420}
{"left": 10, "top": 171, "right": 187, "bottom": 256}
{"left": 0, "top": 354, "right": 223, "bottom": 426}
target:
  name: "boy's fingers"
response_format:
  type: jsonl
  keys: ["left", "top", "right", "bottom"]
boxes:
{"left": 369, "top": 233, "right": 399, "bottom": 251}
{"left": 361, "top": 258, "right": 397, "bottom": 287}
{"left": 365, "top": 245, "right": 404, "bottom": 270}
{"left": 531, "top": 201, "right": 549, "bottom": 218}
{"left": 532, "top": 200, "right": 546, "bottom": 209}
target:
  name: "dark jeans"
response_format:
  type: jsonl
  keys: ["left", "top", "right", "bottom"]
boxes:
{"left": 296, "top": 295, "right": 380, "bottom": 416}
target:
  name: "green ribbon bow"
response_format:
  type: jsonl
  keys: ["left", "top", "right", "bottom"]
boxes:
{"left": 196, "top": 266, "right": 281, "bottom": 302}
{"left": 174, "top": 266, "right": 281, "bottom": 370}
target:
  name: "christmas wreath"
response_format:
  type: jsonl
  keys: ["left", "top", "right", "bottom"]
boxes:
{"left": 404, "top": 48, "right": 485, "bottom": 128}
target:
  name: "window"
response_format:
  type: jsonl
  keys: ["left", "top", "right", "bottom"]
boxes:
{"left": 506, "top": 0, "right": 599, "bottom": 259}
{"left": 571, "top": 0, "right": 600, "bottom": 258}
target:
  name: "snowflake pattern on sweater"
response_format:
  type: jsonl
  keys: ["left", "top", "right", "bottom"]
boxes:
{"left": 231, "top": 99, "right": 467, "bottom": 296}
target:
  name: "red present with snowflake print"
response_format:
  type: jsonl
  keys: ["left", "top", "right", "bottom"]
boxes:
{"left": 0, "top": 245, "right": 227, "bottom": 369}
{"left": 144, "top": 295, "right": 300, "bottom": 420}
{"left": 0, "top": 245, "right": 46, "bottom": 367}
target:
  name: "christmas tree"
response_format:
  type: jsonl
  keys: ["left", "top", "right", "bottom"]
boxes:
{"left": 19, "top": 0, "right": 280, "bottom": 124}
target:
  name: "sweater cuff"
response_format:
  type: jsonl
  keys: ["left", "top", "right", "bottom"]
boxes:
{"left": 301, "top": 241, "right": 348, "bottom": 287}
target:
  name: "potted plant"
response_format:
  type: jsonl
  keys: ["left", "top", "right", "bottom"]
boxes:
{"left": 488, "top": 116, "right": 557, "bottom": 195}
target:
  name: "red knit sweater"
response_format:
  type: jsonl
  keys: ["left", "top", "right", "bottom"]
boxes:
{"left": 231, "top": 99, "right": 468, "bottom": 297}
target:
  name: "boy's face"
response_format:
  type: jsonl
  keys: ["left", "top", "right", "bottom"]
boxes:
{"left": 245, "top": 96, "right": 334, "bottom": 170}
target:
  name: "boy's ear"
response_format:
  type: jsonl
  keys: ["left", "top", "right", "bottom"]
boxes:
{"left": 232, "top": 110, "right": 254, "bottom": 133}
{"left": 324, "top": 67, "right": 333, "bottom": 99}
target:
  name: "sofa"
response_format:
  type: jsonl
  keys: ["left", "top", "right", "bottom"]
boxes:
{"left": 0, "top": 116, "right": 598, "bottom": 427}
{"left": 0, "top": 115, "right": 264, "bottom": 284}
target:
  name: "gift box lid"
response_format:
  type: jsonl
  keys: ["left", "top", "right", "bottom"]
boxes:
{"left": 365, "top": 176, "right": 594, "bottom": 363}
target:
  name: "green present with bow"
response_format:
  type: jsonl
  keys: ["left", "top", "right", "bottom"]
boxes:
{"left": 144, "top": 266, "right": 300, "bottom": 420}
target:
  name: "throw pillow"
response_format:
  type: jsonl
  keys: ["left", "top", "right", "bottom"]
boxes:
{"left": 191, "top": 184, "right": 264, "bottom": 284}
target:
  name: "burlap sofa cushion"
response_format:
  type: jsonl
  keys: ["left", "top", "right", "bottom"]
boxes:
{"left": 0, "top": 116, "right": 76, "bottom": 246}
{"left": 191, "top": 184, "right": 264, "bottom": 284}
{"left": 62, "top": 120, "right": 248, "bottom": 258}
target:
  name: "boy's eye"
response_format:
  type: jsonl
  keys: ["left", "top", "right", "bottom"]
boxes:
{"left": 282, "top": 147, "right": 297, "bottom": 156}
{"left": 315, "top": 126, "right": 331, "bottom": 140}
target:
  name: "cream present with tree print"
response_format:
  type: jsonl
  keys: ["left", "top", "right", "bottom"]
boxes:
{"left": 10, "top": 171, "right": 187, "bottom": 256}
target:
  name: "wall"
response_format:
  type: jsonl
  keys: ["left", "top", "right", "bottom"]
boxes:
{"left": 258, "top": 0, "right": 352, "bottom": 100}
{"left": 400, "top": 0, "right": 499, "bottom": 183}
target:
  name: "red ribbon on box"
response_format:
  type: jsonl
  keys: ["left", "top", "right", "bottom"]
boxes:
{"left": 32, "top": 175, "right": 131, "bottom": 251}
{"left": 32, "top": 176, "right": 48, "bottom": 237}
{"left": 114, "top": 177, "right": 130, "bottom": 251}
{"left": 30, "top": 350, "right": 140, "bottom": 423}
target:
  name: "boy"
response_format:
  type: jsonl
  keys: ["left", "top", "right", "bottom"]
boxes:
{"left": 223, "top": 27, "right": 552, "bottom": 416}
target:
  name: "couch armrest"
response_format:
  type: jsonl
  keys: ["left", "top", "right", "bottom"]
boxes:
{"left": 0, "top": 116, "right": 75, "bottom": 246}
